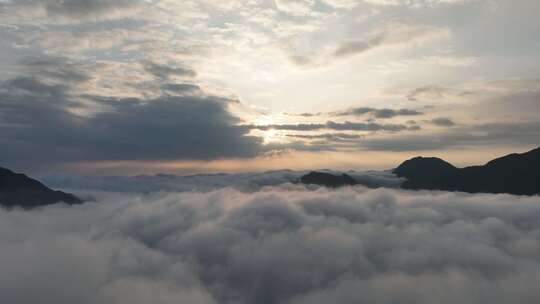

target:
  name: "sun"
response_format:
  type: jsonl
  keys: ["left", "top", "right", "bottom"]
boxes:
{"left": 262, "top": 129, "right": 278, "bottom": 144}
{"left": 253, "top": 115, "right": 275, "bottom": 126}
{"left": 251, "top": 115, "right": 281, "bottom": 144}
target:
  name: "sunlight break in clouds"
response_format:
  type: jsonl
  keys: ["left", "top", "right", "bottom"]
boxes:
{"left": 2, "top": 186, "right": 540, "bottom": 304}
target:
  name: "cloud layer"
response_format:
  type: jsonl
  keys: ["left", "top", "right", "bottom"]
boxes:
{"left": 2, "top": 186, "right": 540, "bottom": 304}
{"left": 0, "top": 56, "right": 263, "bottom": 169}
{"left": 41, "top": 169, "right": 404, "bottom": 192}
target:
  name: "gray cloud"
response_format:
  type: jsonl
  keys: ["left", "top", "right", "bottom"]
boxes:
{"left": 430, "top": 117, "right": 456, "bottom": 127}
{"left": 286, "top": 133, "right": 365, "bottom": 141}
{"left": 18, "top": 56, "right": 93, "bottom": 84}
{"left": 143, "top": 61, "right": 197, "bottom": 80}
{"left": 406, "top": 85, "right": 448, "bottom": 101}
{"left": 248, "top": 123, "right": 325, "bottom": 131}
{"left": 334, "top": 35, "right": 386, "bottom": 57}
{"left": 271, "top": 120, "right": 538, "bottom": 153}
{"left": 0, "top": 58, "right": 262, "bottom": 169}
{"left": 1, "top": 186, "right": 540, "bottom": 303}
{"left": 36, "top": 0, "right": 145, "bottom": 20}
{"left": 335, "top": 107, "right": 424, "bottom": 119}
{"left": 327, "top": 121, "right": 415, "bottom": 131}
{"left": 274, "top": 0, "right": 315, "bottom": 16}
{"left": 161, "top": 83, "right": 203, "bottom": 96}
{"left": 0, "top": 89, "right": 262, "bottom": 164}
{"left": 360, "top": 121, "right": 540, "bottom": 151}
{"left": 248, "top": 121, "right": 419, "bottom": 132}
{"left": 286, "top": 107, "right": 423, "bottom": 119}
{"left": 41, "top": 169, "right": 404, "bottom": 192}
{"left": 406, "top": 84, "right": 480, "bottom": 103}
{"left": 284, "top": 112, "right": 322, "bottom": 117}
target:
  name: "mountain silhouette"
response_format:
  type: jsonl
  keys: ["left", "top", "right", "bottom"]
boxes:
{"left": 394, "top": 146, "right": 540, "bottom": 195}
{"left": 299, "top": 171, "right": 357, "bottom": 188}
{"left": 0, "top": 167, "right": 82, "bottom": 208}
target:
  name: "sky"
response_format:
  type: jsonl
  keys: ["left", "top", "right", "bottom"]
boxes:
{"left": 0, "top": 0, "right": 539, "bottom": 174}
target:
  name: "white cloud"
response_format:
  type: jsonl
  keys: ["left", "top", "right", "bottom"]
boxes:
{"left": 2, "top": 186, "right": 540, "bottom": 303}
{"left": 274, "top": 0, "right": 315, "bottom": 16}
{"left": 41, "top": 170, "right": 403, "bottom": 192}
{"left": 320, "top": 0, "right": 359, "bottom": 9}
{"left": 364, "top": 0, "right": 472, "bottom": 8}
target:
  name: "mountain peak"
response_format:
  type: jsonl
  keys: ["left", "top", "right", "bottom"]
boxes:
{"left": 393, "top": 157, "right": 457, "bottom": 187}
{"left": 299, "top": 171, "right": 357, "bottom": 188}
{"left": 394, "top": 146, "right": 540, "bottom": 195}
{"left": 0, "top": 167, "right": 82, "bottom": 208}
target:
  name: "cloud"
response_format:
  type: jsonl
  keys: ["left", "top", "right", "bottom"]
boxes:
{"left": 334, "top": 107, "right": 424, "bottom": 119}
{"left": 0, "top": 90, "right": 262, "bottom": 163}
{"left": 274, "top": 0, "right": 315, "bottom": 16}
{"left": 161, "top": 83, "right": 202, "bottom": 96}
{"left": 286, "top": 133, "right": 365, "bottom": 141}
{"left": 17, "top": 56, "right": 93, "bottom": 84}
{"left": 1, "top": 186, "right": 540, "bottom": 303}
{"left": 285, "top": 107, "right": 424, "bottom": 119}
{"left": 407, "top": 85, "right": 448, "bottom": 101}
{"left": 0, "top": 57, "right": 263, "bottom": 169}
{"left": 333, "top": 24, "right": 449, "bottom": 58}
{"left": 334, "top": 35, "right": 386, "bottom": 57}
{"left": 26, "top": 0, "right": 146, "bottom": 21}
{"left": 41, "top": 169, "right": 404, "bottom": 192}
{"left": 363, "top": 0, "right": 471, "bottom": 7}
{"left": 430, "top": 117, "right": 456, "bottom": 127}
{"left": 284, "top": 112, "right": 323, "bottom": 117}
{"left": 326, "top": 121, "right": 416, "bottom": 131}
{"left": 248, "top": 121, "right": 420, "bottom": 132}
{"left": 143, "top": 61, "right": 197, "bottom": 80}
{"left": 320, "top": 0, "right": 359, "bottom": 9}
{"left": 360, "top": 121, "right": 540, "bottom": 151}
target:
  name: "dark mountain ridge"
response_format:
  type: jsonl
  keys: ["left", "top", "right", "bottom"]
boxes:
{"left": 299, "top": 171, "right": 357, "bottom": 188}
{"left": 0, "top": 167, "right": 82, "bottom": 208}
{"left": 394, "top": 146, "right": 540, "bottom": 195}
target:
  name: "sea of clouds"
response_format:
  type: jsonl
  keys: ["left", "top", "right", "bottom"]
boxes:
{"left": 40, "top": 170, "right": 404, "bottom": 193}
{"left": 2, "top": 176, "right": 540, "bottom": 303}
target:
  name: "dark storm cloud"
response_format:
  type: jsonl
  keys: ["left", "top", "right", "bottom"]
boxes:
{"left": 2, "top": 187, "right": 540, "bottom": 303}
{"left": 430, "top": 117, "right": 456, "bottom": 127}
{"left": 248, "top": 121, "right": 419, "bottom": 132}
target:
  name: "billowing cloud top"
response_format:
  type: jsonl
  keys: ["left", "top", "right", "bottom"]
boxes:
{"left": 2, "top": 184, "right": 540, "bottom": 303}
